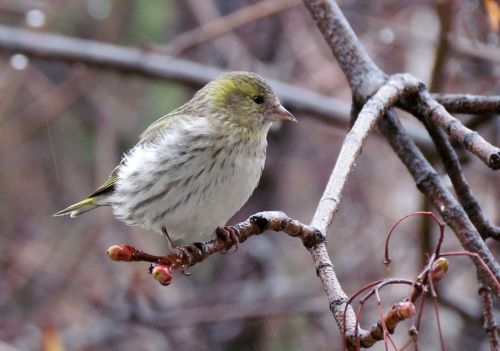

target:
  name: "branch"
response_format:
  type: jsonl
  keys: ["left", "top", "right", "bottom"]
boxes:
{"left": 108, "top": 211, "right": 323, "bottom": 274}
{"left": 302, "top": 0, "right": 386, "bottom": 101}
{"left": 165, "top": 0, "right": 302, "bottom": 55}
{"left": 0, "top": 25, "right": 437, "bottom": 147}
{"left": 0, "top": 24, "right": 350, "bottom": 125}
{"left": 433, "top": 94, "right": 500, "bottom": 114}
{"left": 298, "top": 1, "right": 500, "bottom": 347}
{"left": 429, "top": 0, "right": 454, "bottom": 93}
{"left": 306, "top": 74, "right": 422, "bottom": 346}
{"left": 378, "top": 109, "right": 500, "bottom": 294}
{"left": 310, "top": 74, "right": 423, "bottom": 234}
{"left": 417, "top": 91, "right": 500, "bottom": 169}
{"left": 478, "top": 278, "right": 499, "bottom": 351}
{"left": 413, "top": 106, "right": 500, "bottom": 240}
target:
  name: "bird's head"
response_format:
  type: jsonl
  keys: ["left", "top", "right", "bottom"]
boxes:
{"left": 197, "top": 71, "right": 296, "bottom": 131}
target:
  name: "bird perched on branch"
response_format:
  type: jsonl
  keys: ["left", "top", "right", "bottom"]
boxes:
{"left": 54, "top": 71, "right": 296, "bottom": 248}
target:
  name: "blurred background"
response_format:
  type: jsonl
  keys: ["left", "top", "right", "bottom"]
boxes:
{"left": 0, "top": 0, "right": 498, "bottom": 350}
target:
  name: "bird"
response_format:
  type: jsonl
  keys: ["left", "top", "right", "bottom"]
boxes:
{"left": 54, "top": 71, "right": 296, "bottom": 248}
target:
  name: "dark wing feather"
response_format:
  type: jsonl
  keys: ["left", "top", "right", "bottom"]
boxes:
{"left": 89, "top": 166, "right": 120, "bottom": 198}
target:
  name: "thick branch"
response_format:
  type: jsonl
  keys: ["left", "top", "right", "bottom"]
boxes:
{"left": 310, "top": 74, "right": 423, "bottom": 234}
{"left": 378, "top": 110, "right": 500, "bottom": 294}
{"left": 307, "top": 74, "right": 422, "bottom": 345}
{"left": 418, "top": 91, "right": 500, "bottom": 169}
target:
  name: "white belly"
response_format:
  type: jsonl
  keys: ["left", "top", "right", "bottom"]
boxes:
{"left": 110, "top": 121, "right": 268, "bottom": 241}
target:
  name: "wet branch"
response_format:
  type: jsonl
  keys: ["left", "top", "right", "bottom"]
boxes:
{"left": 108, "top": 211, "right": 323, "bottom": 273}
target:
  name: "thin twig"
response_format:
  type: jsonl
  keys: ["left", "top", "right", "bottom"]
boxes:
{"left": 478, "top": 276, "right": 499, "bottom": 351}
{"left": 0, "top": 66, "right": 91, "bottom": 155}
{"left": 165, "top": 0, "right": 302, "bottom": 55}
{"left": 181, "top": 0, "right": 256, "bottom": 69}
{"left": 433, "top": 94, "right": 500, "bottom": 114}
{"left": 429, "top": 0, "right": 454, "bottom": 93}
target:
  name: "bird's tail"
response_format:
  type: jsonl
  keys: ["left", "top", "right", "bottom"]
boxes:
{"left": 53, "top": 197, "right": 100, "bottom": 218}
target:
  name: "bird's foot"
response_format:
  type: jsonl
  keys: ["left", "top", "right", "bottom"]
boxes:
{"left": 216, "top": 226, "right": 240, "bottom": 253}
{"left": 169, "top": 242, "right": 205, "bottom": 276}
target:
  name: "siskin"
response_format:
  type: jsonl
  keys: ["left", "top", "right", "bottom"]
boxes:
{"left": 54, "top": 71, "right": 296, "bottom": 246}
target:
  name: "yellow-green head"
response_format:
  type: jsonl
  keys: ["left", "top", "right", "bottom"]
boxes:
{"left": 191, "top": 71, "right": 296, "bottom": 130}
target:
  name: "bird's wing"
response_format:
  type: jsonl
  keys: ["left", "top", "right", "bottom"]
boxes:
{"left": 138, "top": 104, "right": 191, "bottom": 144}
{"left": 89, "top": 110, "right": 185, "bottom": 197}
{"left": 89, "top": 166, "right": 120, "bottom": 198}
{"left": 89, "top": 105, "right": 193, "bottom": 196}
{"left": 138, "top": 115, "right": 172, "bottom": 144}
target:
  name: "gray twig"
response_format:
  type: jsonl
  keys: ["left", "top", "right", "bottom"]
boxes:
{"left": 433, "top": 94, "right": 500, "bottom": 114}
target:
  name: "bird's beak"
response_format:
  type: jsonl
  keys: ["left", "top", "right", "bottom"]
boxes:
{"left": 267, "top": 104, "right": 297, "bottom": 122}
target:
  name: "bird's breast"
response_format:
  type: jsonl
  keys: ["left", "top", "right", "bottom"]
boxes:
{"left": 111, "top": 126, "right": 268, "bottom": 240}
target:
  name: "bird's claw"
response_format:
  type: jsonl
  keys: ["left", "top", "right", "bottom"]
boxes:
{"left": 162, "top": 226, "right": 193, "bottom": 274}
{"left": 171, "top": 246, "right": 192, "bottom": 266}
{"left": 216, "top": 226, "right": 240, "bottom": 252}
{"left": 170, "top": 242, "right": 204, "bottom": 274}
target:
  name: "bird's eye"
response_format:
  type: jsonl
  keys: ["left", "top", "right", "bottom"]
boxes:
{"left": 252, "top": 95, "right": 264, "bottom": 104}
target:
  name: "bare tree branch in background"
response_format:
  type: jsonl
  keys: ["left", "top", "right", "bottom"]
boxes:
{"left": 0, "top": 24, "right": 436, "bottom": 146}
{"left": 165, "top": 0, "right": 302, "bottom": 55}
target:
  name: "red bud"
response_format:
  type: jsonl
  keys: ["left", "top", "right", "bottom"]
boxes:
{"left": 151, "top": 264, "right": 173, "bottom": 286}
{"left": 107, "top": 245, "right": 134, "bottom": 261}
